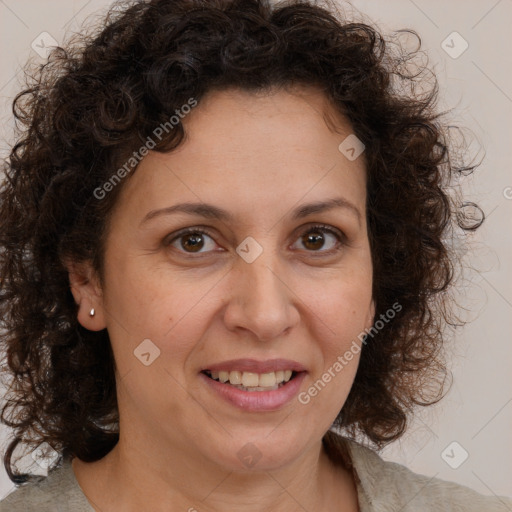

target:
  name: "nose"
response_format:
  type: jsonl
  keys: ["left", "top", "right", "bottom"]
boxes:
{"left": 222, "top": 248, "right": 300, "bottom": 342}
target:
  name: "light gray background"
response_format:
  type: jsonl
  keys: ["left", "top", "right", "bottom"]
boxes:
{"left": 0, "top": 0, "right": 511, "bottom": 502}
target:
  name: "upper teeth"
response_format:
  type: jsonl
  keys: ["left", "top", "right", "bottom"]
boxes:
{"left": 210, "top": 370, "right": 293, "bottom": 387}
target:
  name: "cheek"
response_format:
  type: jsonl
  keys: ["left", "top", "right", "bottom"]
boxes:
{"left": 101, "top": 264, "right": 220, "bottom": 422}
{"left": 299, "top": 268, "right": 372, "bottom": 401}
{"left": 307, "top": 269, "right": 373, "bottom": 342}
{"left": 104, "top": 253, "right": 216, "bottom": 337}
{"left": 298, "top": 316, "right": 365, "bottom": 428}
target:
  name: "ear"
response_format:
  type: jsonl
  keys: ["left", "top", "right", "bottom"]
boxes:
{"left": 65, "top": 259, "right": 107, "bottom": 331}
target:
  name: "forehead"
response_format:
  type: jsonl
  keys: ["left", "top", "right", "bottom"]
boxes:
{"left": 113, "top": 86, "right": 367, "bottom": 225}
{"left": 182, "top": 85, "right": 353, "bottom": 152}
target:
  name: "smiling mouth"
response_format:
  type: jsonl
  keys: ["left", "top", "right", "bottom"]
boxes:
{"left": 202, "top": 369, "right": 299, "bottom": 392}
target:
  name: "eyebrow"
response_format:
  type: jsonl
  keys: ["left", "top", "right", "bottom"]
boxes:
{"left": 140, "top": 197, "right": 362, "bottom": 226}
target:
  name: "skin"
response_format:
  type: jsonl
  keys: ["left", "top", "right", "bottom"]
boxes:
{"left": 68, "top": 85, "right": 375, "bottom": 512}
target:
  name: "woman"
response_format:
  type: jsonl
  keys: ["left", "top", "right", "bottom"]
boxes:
{"left": 0, "top": 0, "right": 510, "bottom": 510}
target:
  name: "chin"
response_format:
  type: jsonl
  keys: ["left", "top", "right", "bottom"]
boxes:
{"left": 203, "top": 429, "right": 314, "bottom": 472}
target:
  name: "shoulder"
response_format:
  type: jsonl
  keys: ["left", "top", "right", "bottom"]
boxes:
{"left": 328, "top": 432, "right": 512, "bottom": 512}
{"left": 0, "top": 457, "right": 94, "bottom": 512}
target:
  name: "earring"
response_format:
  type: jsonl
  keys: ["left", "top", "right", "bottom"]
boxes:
{"left": 89, "top": 308, "right": 95, "bottom": 317}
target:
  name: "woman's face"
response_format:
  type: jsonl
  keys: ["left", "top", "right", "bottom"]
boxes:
{"left": 80, "top": 86, "right": 375, "bottom": 471}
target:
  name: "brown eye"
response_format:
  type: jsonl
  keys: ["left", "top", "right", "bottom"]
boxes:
{"left": 292, "top": 225, "right": 344, "bottom": 253}
{"left": 167, "top": 228, "right": 218, "bottom": 254}
{"left": 302, "top": 230, "right": 326, "bottom": 251}
{"left": 180, "top": 232, "right": 205, "bottom": 252}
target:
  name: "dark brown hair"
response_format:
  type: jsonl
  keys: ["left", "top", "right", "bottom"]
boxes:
{"left": 0, "top": 0, "right": 481, "bottom": 485}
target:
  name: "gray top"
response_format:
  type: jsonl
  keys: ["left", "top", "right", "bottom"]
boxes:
{"left": 0, "top": 457, "right": 93, "bottom": 512}
{"left": 1, "top": 433, "right": 511, "bottom": 511}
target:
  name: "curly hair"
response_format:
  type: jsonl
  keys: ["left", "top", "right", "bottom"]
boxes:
{"left": 0, "top": 0, "right": 481, "bottom": 485}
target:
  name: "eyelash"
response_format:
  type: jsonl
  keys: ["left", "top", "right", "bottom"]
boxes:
{"left": 164, "top": 224, "right": 346, "bottom": 257}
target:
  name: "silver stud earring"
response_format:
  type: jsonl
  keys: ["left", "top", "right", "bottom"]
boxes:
{"left": 89, "top": 308, "right": 95, "bottom": 317}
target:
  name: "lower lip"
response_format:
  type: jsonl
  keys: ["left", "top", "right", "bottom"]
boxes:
{"left": 199, "top": 372, "right": 306, "bottom": 412}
